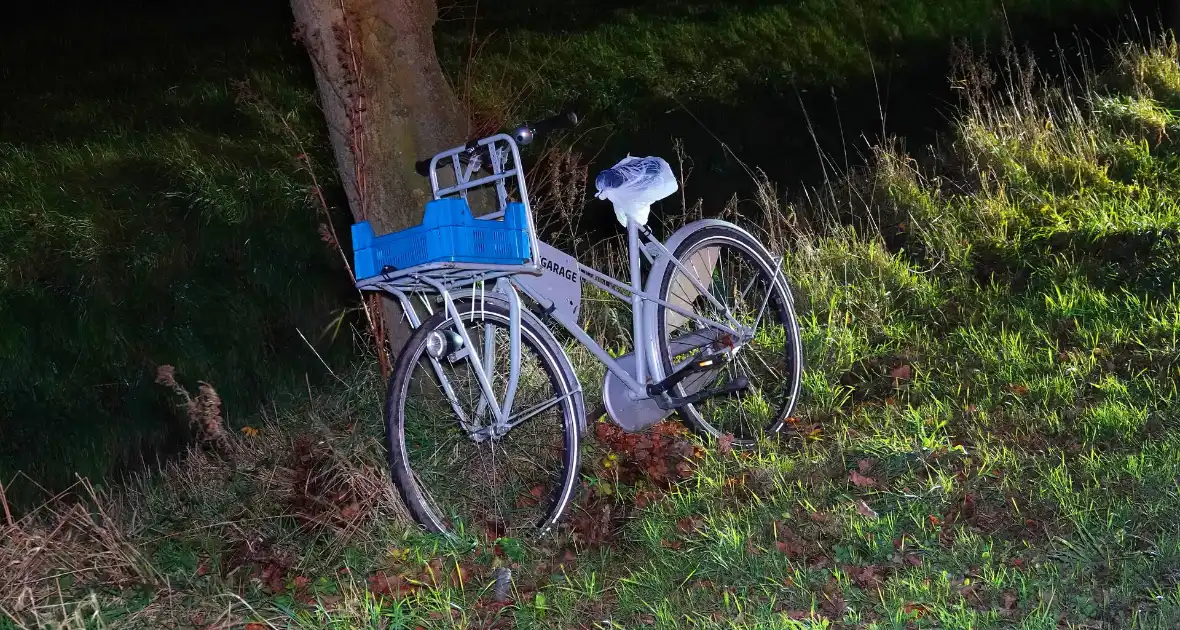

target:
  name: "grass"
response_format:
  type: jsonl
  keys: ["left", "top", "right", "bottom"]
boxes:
{"left": 0, "top": 0, "right": 1141, "bottom": 509}
{"left": 7, "top": 25, "right": 1180, "bottom": 630}
{"left": 440, "top": 0, "right": 1122, "bottom": 120}
{"left": 0, "top": 2, "right": 356, "bottom": 506}
{"left": 435, "top": 0, "right": 1136, "bottom": 219}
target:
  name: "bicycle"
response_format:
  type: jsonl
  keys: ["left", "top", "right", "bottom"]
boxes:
{"left": 352, "top": 111, "right": 804, "bottom": 540}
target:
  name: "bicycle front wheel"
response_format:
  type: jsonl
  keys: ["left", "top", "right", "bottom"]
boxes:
{"left": 385, "top": 297, "right": 581, "bottom": 539}
{"left": 655, "top": 224, "right": 804, "bottom": 447}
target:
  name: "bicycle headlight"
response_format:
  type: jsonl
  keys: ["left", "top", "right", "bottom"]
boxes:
{"left": 425, "top": 330, "right": 464, "bottom": 359}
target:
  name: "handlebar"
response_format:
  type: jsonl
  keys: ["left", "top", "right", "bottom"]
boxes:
{"left": 414, "top": 108, "right": 580, "bottom": 177}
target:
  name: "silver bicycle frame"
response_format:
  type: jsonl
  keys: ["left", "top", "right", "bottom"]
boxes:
{"left": 357, "top": 132, "right": 755, "bottom": 432}
{"left": 508, "top": 219, "right": 746, "bottom": 401}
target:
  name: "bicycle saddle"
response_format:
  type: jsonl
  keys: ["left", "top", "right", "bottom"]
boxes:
{"left": 594, "top": 155, "right": 678, "bottom": 227}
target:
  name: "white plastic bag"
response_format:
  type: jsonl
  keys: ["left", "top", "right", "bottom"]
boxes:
{"left": 593, "top": 155, "right": 678, "bottom": 227}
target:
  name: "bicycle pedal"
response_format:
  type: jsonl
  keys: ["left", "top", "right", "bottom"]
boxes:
{"left": 646, "top": 349, "right": 732, "bottom": 397}
{"left": 660, "top": 376, "right": 750, "bottom": 409}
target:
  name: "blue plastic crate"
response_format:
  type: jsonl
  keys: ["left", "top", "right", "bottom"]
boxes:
{"left": 352, "top": 198, "right": 532, "bottom": 280}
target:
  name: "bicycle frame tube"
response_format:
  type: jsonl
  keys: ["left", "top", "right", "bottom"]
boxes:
{"left": 509, "top": 219, "right": 746, "bottom": 400}
{"left": 628, "top": 221, "right": 647, "bottom": 386}
{"left": 417, "top": 276, "right": 509, "bottom": 426}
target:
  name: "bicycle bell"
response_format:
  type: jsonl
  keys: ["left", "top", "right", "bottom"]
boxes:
{"left": 511, "top": 123, "right": 535, "bottom": 146}
{"left": 424, "top": 329, "right": 464, "bottom": 359}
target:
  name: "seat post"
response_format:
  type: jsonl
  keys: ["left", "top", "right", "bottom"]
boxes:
{"left": 627, "top": 217, "right": 647, "bottom": 389}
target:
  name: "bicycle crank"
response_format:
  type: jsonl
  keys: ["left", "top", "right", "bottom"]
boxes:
{"left": 648, "top": 347, "right": 750, "bottom": 410}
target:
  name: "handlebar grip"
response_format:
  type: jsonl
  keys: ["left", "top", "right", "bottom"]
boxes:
{"left": 415, "top": 111, "right": 580, "bottom": 176}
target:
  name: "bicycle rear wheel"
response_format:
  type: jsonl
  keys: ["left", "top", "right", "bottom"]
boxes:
{"left": 385, "top": 297, "right": 581, "bottom": 539}
{"left": 654, "top": 224, "right": 803, "bottom": 447}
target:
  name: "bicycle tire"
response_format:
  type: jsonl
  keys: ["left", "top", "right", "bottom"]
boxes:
{"left": 385, "top": 297, "right": 581, "bottom": 539}
{"left": 654, "top": 224, "right": 804, "bottom": 446}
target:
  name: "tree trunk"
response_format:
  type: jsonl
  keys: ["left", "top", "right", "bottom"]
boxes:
{"left": 290, "top": 0, "right": 467, "bottom": 360}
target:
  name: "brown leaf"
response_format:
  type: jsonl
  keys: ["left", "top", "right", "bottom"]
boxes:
{"left": 819, "top": 578, "right": 846, "bottom": 617}
{"left": 903, "top": 602, "right": 929, "bottom": 617}
{"left": 717, "top": 432, "right": 735, "bottom": 455}
{"left": 854, "top": 499, "right": 878, "bottom": 520}
{"left": 677, "top": 516, "right": 702, "bottom": 535}
{"left": 293, "top": 575, "right": 311, "bottom": 590}
{"left": 889, "top": 364, "right": 913, "bottom": 382}
{"left": 1001, "top": 590, "right": 1019, "bottom": 610}
{"left": 775, "top": 540, "right": 802, "bottom": 557}
{"left": 849, "top": 564, "right": 885, "bottom": 590}
{"left": 1008, "top": 383, "right": 1029, "bottom": 396}
{"left": 849, "top": 470, "right": 876, "bottom": 488}
{"left": 339, "top": 502, "right": 361, "bottom": 521}
{"left": 857, "top": 459, "right": 873, "bottom": 474}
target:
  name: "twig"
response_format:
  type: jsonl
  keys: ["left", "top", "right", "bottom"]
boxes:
{"left": 0, "top": 479, "right": 13, "bottom": 528}
{"left": 297, "top": 328, "right": 347, "bottom": 385}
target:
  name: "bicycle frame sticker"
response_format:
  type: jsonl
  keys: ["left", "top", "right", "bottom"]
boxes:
{"left": 515, "top": 240, "right": 582, "bottom": 321}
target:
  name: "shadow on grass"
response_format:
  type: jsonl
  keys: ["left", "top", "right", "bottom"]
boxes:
{"left": 974, "top": 227, "right": 1180, "bottom": 297}
{"left": 572, "top": 2, "right": 1153, "bottom": 240}
{"left": 0, "top": 0, "right": 359, "bottom": 509}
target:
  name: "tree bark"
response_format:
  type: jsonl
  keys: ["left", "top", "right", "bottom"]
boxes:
{"left": 290, "top": 0, "right": 467, "bottom": 358}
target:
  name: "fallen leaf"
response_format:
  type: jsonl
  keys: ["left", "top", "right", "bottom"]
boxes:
{"left": 1008, "top": 383, "right": 1029, "bottom": 396}
{"left": 339, "top": 502, "right": 360, "bottom": 521}
{"left": 857, "top": 459, "right": 873, "bottom": 474}
{"left": 292, "top": 575, "right": 311, "bottom": 590}
{"left": 717, "top": 433, "right": 735, "bottom": 455}
{"left": 819, "top": 578, "right": 846, "bottom": 617}
{"left": 854, "top": 499, "right": 878, "bottom": 520}
{"left": 677, "top": 516, "right": 702, "bottom": 534}
{"left": 889, "top": 364, "right": 913, "bottom": 383}
{"left": 775, "top": 540, "right": 803, "bottom": 557}
{"left": 1001, "top": 591, "right": 1019, "bottom": 610}
{"left": 849, "top": 470, "right": 876, "bottom": 488}
{"left": 851, "top": 564, "right": 885, "bottom": 590}
{"left": 246, "top": 624, "right": 266, "bottom": 630}
{"left": 903, "top": 602, "right": 928, "bottom": 617}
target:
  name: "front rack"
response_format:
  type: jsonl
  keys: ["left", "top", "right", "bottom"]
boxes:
{"left": 354, "top": 132, "right": 543, "bottom": 295}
